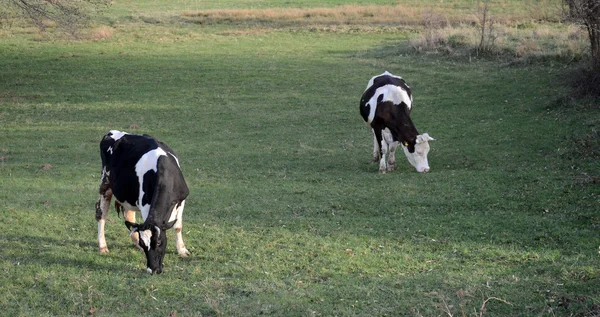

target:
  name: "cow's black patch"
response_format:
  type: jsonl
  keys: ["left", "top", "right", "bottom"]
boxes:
{"left": 370, "top": 100, "right": 419, "bottom": 153}
{"left": 360, "top": 103, "right": 370, "bottom": 122}
{"left": 141, "top": 170, "right": 157, "bottom": 207}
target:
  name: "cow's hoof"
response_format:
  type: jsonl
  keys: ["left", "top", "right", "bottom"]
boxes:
{"left": 178, "top": 248, "right": 191, "bottom": 257}
{"left": 379, "top": 170, "right": 387, "bottom": 174}
{"left": 387, "top": 163, "right": 395, "bottom": 172}
{"left": 99, "top": 247, "right": 109, "bottom": 253}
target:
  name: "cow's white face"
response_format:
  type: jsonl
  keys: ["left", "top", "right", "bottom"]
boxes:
{"left": 402, "top": 133, "right": 434, "bottom": 173}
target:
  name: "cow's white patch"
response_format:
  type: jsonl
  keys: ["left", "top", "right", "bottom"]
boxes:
{"left": 139, "top": 229, "right": 152, "bottom": 251}
{"left": 108, "top": 130, "right": 128, "bottom": 141}
{"left": 135, "top": 148, "right": 167, "bottom": 220}
{"left": 365, "top": 85, "right": 412, "bottom": 124}
{"left": 169, "top": 200, "right": 185, "bottom": 223}
{"left": 107, "top": 146, "right": 113, "bottom": 154}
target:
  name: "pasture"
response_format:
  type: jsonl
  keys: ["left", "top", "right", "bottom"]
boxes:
{"left": 0, "top": 0, "right": 598, "bottom": 315}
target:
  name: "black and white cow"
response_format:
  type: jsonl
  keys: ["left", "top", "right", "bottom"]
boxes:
{"left": 95, "top": 130, "right": 190, "bottom": 274}
{"left": 360, "top": 71, "right": 434, "bottom": 173}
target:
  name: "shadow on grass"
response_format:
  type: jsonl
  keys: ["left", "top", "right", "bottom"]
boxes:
{"left": 0, "top": 232, "right": 137, "bottom": 271}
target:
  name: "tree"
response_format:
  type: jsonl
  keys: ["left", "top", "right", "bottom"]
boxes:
{"left": 476, "top": 0, "right": 497, "bottom": 54}
{"left": 0, "top": 0, "right": 110, "bottom": 36}
{"left": 563, "top": 0, "right": 600, "bottom": 97}
{"left": 563, "top": 0, "right": 600, "bottom": 70}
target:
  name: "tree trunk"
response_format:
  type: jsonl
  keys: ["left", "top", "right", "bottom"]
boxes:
{"left": 592, "top": 27, "right": 600, "bottom": 71}
{"left": 564, "top": 0, "right": 600, "bottom": 71}
{"left": 590, "top": 5, "right": 600, "bottom": 71}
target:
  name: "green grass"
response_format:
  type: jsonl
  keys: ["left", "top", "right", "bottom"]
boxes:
{"left": 0, "top": 1, "right": 599, "bottom": 316}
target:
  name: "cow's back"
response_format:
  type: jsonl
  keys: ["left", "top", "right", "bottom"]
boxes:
{"left": 101, "top": 133, "right": 161, "bottom": 208}
{"left": 360, "top": 73, "right": 412, "bottom": 124}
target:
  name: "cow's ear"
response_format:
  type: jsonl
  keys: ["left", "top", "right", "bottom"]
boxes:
{"left": 151, "top": 226, "right": 162, "bottom": 248}
{"left": 417, "top": 133, "right": 435, "bottom": 144}
{"left": 163, "top": 219, "right": 177, "bottom": 230}
{"left": 422, "top": 133, "right": 435, "bottom": 141}
{"left": 125, "top": 221, "right": 138, "bottom": 231}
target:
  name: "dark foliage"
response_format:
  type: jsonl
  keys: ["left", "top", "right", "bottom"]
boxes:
{"left": 571, "top": 67, "right": 600, "bottom": 98}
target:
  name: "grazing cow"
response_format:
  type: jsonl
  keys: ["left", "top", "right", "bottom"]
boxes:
{"left": 95, "top": 130, "right": 190, "bottom": 274}
{"left": 359, "top": 71, "right": 434, "bottom": 173}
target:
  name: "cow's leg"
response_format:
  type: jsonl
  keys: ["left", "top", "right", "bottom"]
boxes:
{"left": 387, "top": 141, "right": 398, "bottom": 172}
{"left": 171, "top": 200, "right": 190, "bottom": 257}
{"left": 373, "top": 128, "right": 387, "bottom": 173}
{"left": 371, "top": 129, "right": 380, "bottom": 163}
{"left": 123, "top": 208, "right": 143, "bottom": 251}
{"left": 96, "top": 169, "right": 112, "bottom": 253}
{"left": 382, "top": 130, "right": 397, "bottom": 172}
{"left": 379, "top": 140, "right": 389, "bottom": 173}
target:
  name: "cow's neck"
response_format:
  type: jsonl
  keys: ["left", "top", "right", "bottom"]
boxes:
{"left": 386, "top": 102, "right": 419, "bottom": 151}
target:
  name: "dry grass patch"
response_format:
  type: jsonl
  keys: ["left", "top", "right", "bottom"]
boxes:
{"left": 217, "top": 28, "right": 270, "bottom": 36}
{"left": 180, "top": 2, "right": 551, "bottom": 28}
{"left": 180, "top": 4, "right": 533, "bottom": 27}
{"left": 88, "top": 25, "right": 114, "bottom": 40}
{"left": 515, "top": 38, "right": 540, "bottom": 57}
{"left": 183, "top": 5, "right": 422, "bottom": 26}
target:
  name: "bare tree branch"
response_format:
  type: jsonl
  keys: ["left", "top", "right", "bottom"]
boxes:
{"left": 0, "top": 0, "right": 110, "bottom": 36}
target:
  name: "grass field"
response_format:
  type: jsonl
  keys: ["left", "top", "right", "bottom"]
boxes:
{"left": 0, "top": 0, "right": 598, "bottom": 316}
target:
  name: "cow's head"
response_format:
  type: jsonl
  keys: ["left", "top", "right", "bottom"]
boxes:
{"left": 402, "top": 133, "right": 434, "bottom": 173}
{"left": 125, "top": 221, "right": 175, "bottom": 274}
